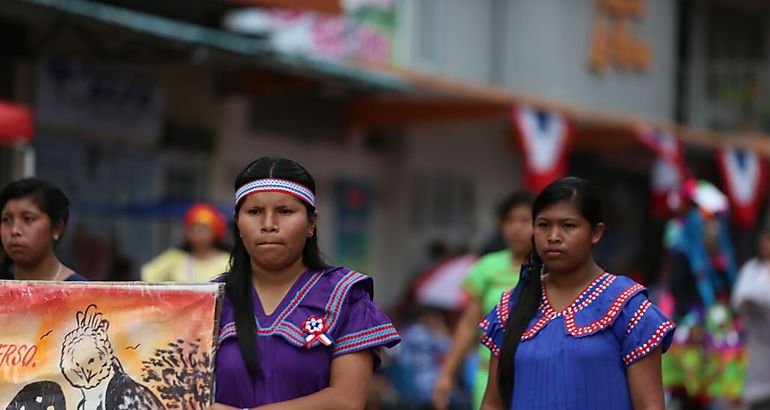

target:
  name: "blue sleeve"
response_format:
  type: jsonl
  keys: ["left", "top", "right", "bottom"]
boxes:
{"left": 478, "top": 289, "right": 512, "bottom": 358}
{"left": 617, "top": 292, "right": 676, "bottom": 367}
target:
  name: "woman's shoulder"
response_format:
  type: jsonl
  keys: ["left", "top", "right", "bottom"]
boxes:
{"left": 315, "top": 266, "right": 373, "bottom": 299}
{"left": 473, "top": 249, "right": 510, "bottom": 269}
{"left": 553, "top": 273, "right": 649, "bottom": 337}
{"left": 64, "top": 272, "right": 89, "bottom": 281}
{"left": 586, "top": 273, "right": 648, "bottom": 306}
{"left": 210, "top": 273, "right": 228, "bottom": 283}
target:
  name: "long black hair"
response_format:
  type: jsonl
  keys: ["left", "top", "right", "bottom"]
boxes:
{"left": 226, "top": 157, "right": 330, "bottom": 378}
{"left": 0, "top": 178, "right": 70, "bottom": 279}
{"left": 496, "top": 177, "right": 602, "bottom": 407}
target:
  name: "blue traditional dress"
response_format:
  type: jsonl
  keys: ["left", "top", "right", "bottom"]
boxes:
{"left": 479, "top": 272, "right": 675, "bottom": 409}
{"left": 213, "top": 267, "right": 400, "bottom": 408}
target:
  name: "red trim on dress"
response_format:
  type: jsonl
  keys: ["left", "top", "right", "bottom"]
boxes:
{"left": 622, "top": 321, "right": 675, "bottom": 366}
{"left": 481, "top": 334, "right": 501, "bottom": 357}
{"left": 625, "top": 300, "right": 651, "bottom": 335}
{"left": 520, "top": 274, "right": 646, "bottom": 341}
{"left": 563, "top": 283, "right": 644, "bottom": 338}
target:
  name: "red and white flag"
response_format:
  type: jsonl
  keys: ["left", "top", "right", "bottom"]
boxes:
{"left": 511, "top": 105, "right": 573, "bottom": 192}
{"left": 717, "top": 145, "right": 766, "bottom": 228}
{"left": 632, "top": 125, "right": 688, "bottom": 217}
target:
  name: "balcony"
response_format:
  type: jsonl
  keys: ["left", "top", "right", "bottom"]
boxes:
{"left": 683, "top": 60, "right": 770, "bottom": 134}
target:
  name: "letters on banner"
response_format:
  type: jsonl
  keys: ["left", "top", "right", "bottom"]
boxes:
{"left": 511, "top": 105, "right": 573, "bottom": 192}
{"left": 717, "top": 145, "right": 766, "bottom": 228}
{"left": 0, "top": 281, "right": 223, "bottom": 410}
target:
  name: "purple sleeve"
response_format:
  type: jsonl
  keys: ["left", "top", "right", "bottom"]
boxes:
{"left": 618, "top": 293, "right": 676, "bottom": 367}
{"left": 330, "top": 282, "right": 400, "bottom": 366}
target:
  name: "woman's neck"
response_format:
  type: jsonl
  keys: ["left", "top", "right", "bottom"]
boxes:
{"left": 15, "top": 254, "right": 64, "bottom": 281}
{"left": 251, "top": 259, "right": 307, "bottom": 289}
{"left": 190, "top": 246, "right": 219, "bottom": 260}
{"left": 546, "top": 259, "right": 603, "bottom": 291}
{"left": 510, "top": 249, "right": 530, "bottom": 266}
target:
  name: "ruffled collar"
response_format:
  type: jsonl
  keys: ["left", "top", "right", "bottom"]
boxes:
{"left": 521, "top": 273, "right": 645, "bottom": 340}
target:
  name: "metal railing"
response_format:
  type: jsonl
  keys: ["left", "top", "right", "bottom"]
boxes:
{"left": 683, "top": 60, "right": 770, "bottom": 133}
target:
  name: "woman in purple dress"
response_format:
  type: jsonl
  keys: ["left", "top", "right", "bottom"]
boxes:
{"left": 208, "top": 157, "right": 400, "bottom": 410}
{"left": 479, "top": 177, "right": 675, "bottom": 410}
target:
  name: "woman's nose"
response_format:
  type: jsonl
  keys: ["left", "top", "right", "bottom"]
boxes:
{"left": 10, "top": 220, "right": 22, "bottom": 236}
{"left": 261, "top": 213, "right": 278, "bottom": 232}
{"left": 547, "top": 229, "right": 560, "bottom": 242}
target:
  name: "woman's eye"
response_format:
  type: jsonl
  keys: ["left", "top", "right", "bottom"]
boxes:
{"left": 564, "top": 223, "right": 575, "bottom": 229}
{"left": 536, "top": 222, "right": 548, "bottom": 228}
{"left": 278, "top": 208, "right": 293, "bottom": 215}
{"left": 247, "top": 208, "right": 261, "bottom": 215}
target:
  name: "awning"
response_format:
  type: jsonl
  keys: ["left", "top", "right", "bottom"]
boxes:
{"left": 223, "top": 0, "right": 343, "bottom": 15}
{"left": 12, "top": 0, "right": 770, "bottom": 157}
{"left": 14, "top": 0, "right": 410, "bottom": 92}
{"left": 347, "top": 64, "right": 770, "bottom": 157}
{"left": 0, "top": 100, "right": 33, "bottom": 146}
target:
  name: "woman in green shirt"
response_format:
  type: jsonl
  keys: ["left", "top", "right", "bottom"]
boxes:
{"left": 433, "top": 191, "right": 534, "bottom": 410}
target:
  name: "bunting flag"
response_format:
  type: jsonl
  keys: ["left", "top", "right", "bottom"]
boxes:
{"left": 511, "top": 105, "right": 573, "bottom": 192}
{"left": 717, "top": 145, "right": 766, "bottom": 228}
{"left": 632, "top": 125, "right": 688, "bottom": 217}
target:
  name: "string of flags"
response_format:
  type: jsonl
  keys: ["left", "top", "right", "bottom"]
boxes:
{"left": 509, "top": 104, "right": 767, "bottom": 227}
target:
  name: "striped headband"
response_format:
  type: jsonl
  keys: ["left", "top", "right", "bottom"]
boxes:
{"left": 235, "top": 178, "right": 316, "bottom": 207}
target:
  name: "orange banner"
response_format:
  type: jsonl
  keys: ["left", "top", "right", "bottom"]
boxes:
{"left": 0, "top": 281, "right": 222, "bottom": 409}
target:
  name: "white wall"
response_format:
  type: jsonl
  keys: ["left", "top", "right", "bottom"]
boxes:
{"left": 398, "top": 0, "right": 495, "bottom": 84}
{"left": 399, "top": 0, "right": 679, "bottom": 121}
{"left": 501, "top": 0, "right": 678, "bottom": 120}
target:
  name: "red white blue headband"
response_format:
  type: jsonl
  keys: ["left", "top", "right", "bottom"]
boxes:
{"left": 235, "top": 178, "right": 316, "bottom": 207}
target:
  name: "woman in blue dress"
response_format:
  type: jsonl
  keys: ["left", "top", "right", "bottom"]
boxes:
{"left": 479, "top": 177, "right": 675, "bottom": 410}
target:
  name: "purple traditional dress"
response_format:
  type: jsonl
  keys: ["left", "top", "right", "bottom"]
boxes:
{"left": 479, "top": 272, "right": 675, "bottom": 409}
{"left": 214, "top": 267, "right": 400, "bottom": 407}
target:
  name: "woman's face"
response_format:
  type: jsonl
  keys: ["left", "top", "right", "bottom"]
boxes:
{"left": 533, "top": 201, "right": 603, "bottom": 274}
{"left": 236, "top": 191, "right": 315, "bottom": 274}
{"left": 1, "top": 197, "right": 59, "bottom": 267}
{"left": 186, "top": 223, "right": 217, "bottom": 251}
{"left": 500, "top": 204, "right": 533, "bottom": 256}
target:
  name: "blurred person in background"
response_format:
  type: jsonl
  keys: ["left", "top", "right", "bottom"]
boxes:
{"left": 141, "top": 202, "right": 230, "bottom": 282}
{"left": 661, "top": 179, "right": 743, "bottom": 409}
{"left": 732, "top": 228, "right": 770, "bottom": 410}
{"left": 387, "top": 304, "right": 453, "bottom": 409}
{"left": 0, "top": 177, "right": 87, "bottom": 281}
{"left": 433, "top": 190, "right": 534, "bottom": 410}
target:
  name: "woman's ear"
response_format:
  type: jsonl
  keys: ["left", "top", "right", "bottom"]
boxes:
{"left": 52, "top": 221, "right": 65, "bottom": 242}
{"left": 308, "top": 211, "right": 318, "bottom": 237}
{"left": 591, "top": 222, "right": 605, "bottom": 245}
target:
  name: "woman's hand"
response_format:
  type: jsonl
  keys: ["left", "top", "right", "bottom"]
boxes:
{"left": 432, "top": 372, "right": 454, "bottom": 410}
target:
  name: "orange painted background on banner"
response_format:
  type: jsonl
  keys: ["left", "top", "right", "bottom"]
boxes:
{"left": 0, "top": 281, "right": 222, "bottom": 409}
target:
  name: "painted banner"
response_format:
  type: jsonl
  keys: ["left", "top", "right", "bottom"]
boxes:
{"left": 0, "top": 281, "right": 223, "bottom": 410}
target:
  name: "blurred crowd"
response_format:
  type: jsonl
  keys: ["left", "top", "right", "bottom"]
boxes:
{"left": 2, "top": 175, "right": 769, "bottom": 410}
